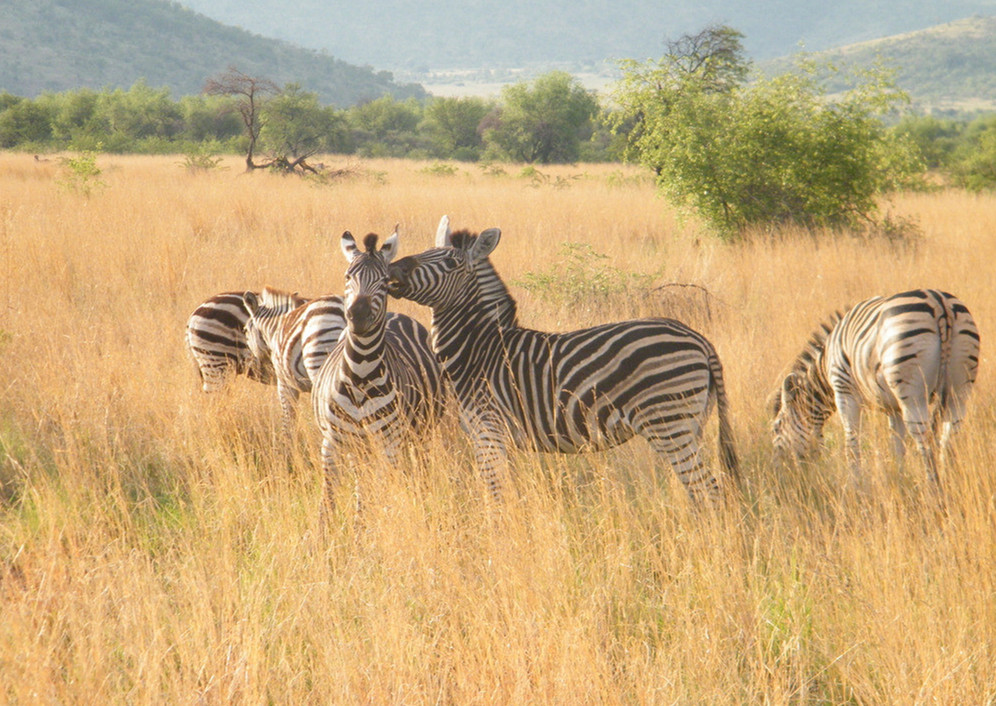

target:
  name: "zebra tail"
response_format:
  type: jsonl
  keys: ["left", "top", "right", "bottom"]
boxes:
{"left": 709, "top": 351, "right": 740, "bottom": 484}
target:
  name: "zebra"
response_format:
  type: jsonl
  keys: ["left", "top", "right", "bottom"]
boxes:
{"left": 242, "top": 287, "right": 336, "bottom": 431}
{"left": 771, "top": 288, "right": 980, "bottom": 486}
{"left": 387, "top": 226, "right": 739, "bottom": 504}
{"left": 185, "top": 291, "right": 277, "bottom": 392}
{"left": 312, "top": 229, "right": 445, "bottom": 510}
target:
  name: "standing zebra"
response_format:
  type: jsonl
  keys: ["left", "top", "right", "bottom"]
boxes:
{"left": 243, "top": 288, "right": 345, "bottom": 432}
{"left": 185, "top": 291, "right": 277, "bottom": 392}
{"left": 771, "top": 289, "right": 980, "bottom": 485}
{"left": 312, "top": 229, "right": 444, "bottom": 510}
{"left": 387, "top": 227, "right": 738, "bottom": 504}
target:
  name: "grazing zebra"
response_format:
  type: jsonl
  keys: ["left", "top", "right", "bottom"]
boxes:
{"left": 312, "top": 229, "right": 444, "bottom": 509}
{"left": 771, "top": 288, "right": 980, "bottom": 486}
{"left": 185, "top": 291, "right": 276, "bottom": 392}
{"left": 387, "top": 227, "right": 739, "bottom": 504}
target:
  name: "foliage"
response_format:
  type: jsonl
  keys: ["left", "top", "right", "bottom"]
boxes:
{"left": 418, "top": 162, "right": 460, "bottom": 176}
{"left": 948, "top": 115, "right": 996, "bottom": 191}
{"left": 421, "top": 96, "right": 492, "bottom": 161}
{"left": 0, "top": 95, "right": 53, "bottom": 147}
{"left": 482, "top": 71, "right": 600, "bottom": 164}
{"left": 178, "top": 146, "right": 227, "bottom": 172}
{"left": 56, "top": 150, "right": 106, "bottom": 196}
{"left": 261, "top": 83, "right": 348, "bottom": 159}
{"left": 613, "top": 27, "right": 925, "bottom": 237}
{"left": 513, "top": 242, "right": 655, "bottom": 313}
{"left": 347, "top": 96, "right": 424, "bottom": 158}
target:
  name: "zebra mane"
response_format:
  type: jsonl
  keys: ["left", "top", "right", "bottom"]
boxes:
{"left": 259, "top": 286, "right": 307, "bottom": 312}
{"left": 447, "top": 228, "right": 519, "bottom": 329}
{"left": 362, "top": 232, "right": 379, "bottom": 252}
{"left": 448, "top": 229, "right": 476, "bottom": 250}
{"left": 771, "top": 308, "right": 845, "bottom": 416}
{"left": 789, "top": 311, "right": 843, "bottom": 377}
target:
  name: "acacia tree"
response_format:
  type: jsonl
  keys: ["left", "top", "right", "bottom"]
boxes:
{"left": 204, "top": 67, "right": 278, "bottom": 171}
{"left": 613, "top": 25, "right": 923, "bottom": 237}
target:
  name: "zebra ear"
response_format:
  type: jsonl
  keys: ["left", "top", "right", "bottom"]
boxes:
{"left": 243, "top": 291, "right": 260, "bottom": 315}
{"left": 435, "top": 215, "right": 451, "bottom": 247}
{"left": 341, "top": 231, "right": 359, "bottom": 262}
{"left": 381, "top": 226, "right": 400, "bottom": 264}
{"left": 468, "top": 227, "right": 500, "bottom": 262}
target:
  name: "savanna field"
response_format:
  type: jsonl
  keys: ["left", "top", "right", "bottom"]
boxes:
{"left": 1, "top": 152, "right": 995, "bottom": 703}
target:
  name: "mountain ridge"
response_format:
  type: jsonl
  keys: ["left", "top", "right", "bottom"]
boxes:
{"left": 0, "top": 0, "right": 425, "bottom": 105}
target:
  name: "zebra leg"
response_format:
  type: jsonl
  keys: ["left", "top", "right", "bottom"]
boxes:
{"left": 645, "top": 430, "right": 719, "bottom": 506}
{"left": 461, "top": 408, "right": 508, "bottom": 502}
{"left": 887, "top": 413, "right": 908, "bottom": 471}
{"left": 899, "top": 395, "right": 939, "bottom": 487}
{"left": 320, "top": 435, "right": 341, "bottom": 520}
{"left": 937, "top": 383, "right": 972, "bottom": 470}
{"left": 834, "top": 391, "right": 864, "bottom": 484}
{"left": 277, "top": 380, "right": 300, "bottom": 437}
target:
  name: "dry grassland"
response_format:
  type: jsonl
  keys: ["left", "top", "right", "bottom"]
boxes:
{"left": 0, "top": 153, "right": 994, "bottom": 703}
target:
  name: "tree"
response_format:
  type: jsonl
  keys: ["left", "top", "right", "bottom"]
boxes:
{"left": 949, "top": 114, "right": 996, "bottom": 191}
{"left": 421, "top": 96, "right": 492, "bottom": 160}
{"left": 613, "top": 27, "right": 923, "bottom": 237}
{"left": 0, "top": 98, "right": 53, "bottom": 148}
{"left": 204, "top": 67, "right": 279, "bottom": 171}
{"left": 262, "top": 83, "right": 348, "bottom": 169}
{"left": 346, "top": 96, "right": 422, "bottom": 158}
{"left": 483, "top": 71, "right": 599, "bottom": 164}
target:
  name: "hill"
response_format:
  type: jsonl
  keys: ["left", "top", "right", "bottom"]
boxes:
{"left": 0, "top": 0, "right": 426, "bottom": 106}
{"left": 176, "top": 0, "right": 996, "bottom": 70}
{"left": 785, "top": 15, "right": 996, "bottom": 111}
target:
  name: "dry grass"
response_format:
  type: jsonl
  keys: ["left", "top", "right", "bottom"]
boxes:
{"left": 0, "top": 153, "right": 994, "bottom": 703}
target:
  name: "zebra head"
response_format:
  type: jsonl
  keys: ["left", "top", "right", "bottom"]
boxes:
{"left": 388, "top": 226, "right": 500, "bottom": 309}
{"left": 341, "top": 229, "right": 399, "bottom": 336}
{"left": 771, "top": 315, "right": 840, "bottom": 465}
{"left": 771, "top": 371, "right": 828, "bottom": 464}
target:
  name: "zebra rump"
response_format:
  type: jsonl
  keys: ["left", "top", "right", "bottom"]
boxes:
{"left": 185, "top": 291, "right": 275, "bottom": 392}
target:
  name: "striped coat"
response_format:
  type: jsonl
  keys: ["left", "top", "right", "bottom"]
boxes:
{"left": 185, "top": 291, "right": 274, "bottom": 392}
{"left": 772, "top": 288, "right": 980, "bottom": 484}
{"left": 388, "top": 226, "right": 738, "bottom": 504}
{"left": 312, "top": 230, "right": 444, "bottom": 509}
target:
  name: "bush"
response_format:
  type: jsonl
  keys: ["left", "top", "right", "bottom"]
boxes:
{"left": 613, "top": 27, "right": 925, "bottom": 238}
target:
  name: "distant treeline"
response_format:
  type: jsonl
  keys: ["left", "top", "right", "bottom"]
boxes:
{"left": 1, "top": 72, "right": 994, "bottom": 192}
{"left": 0, "top": 73, "right": 618, "bottom": 165}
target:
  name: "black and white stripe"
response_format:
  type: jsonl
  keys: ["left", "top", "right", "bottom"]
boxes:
{"left": 243, "top": 287, "right": 328, "bottom": 430}
{"left": 312, "top": 230, "right": 445, "bottom": 508}
{"left": 388, "top": 227, "right": 738, "bottom": 503}
{"left": 772, "top": 288, "right": 980, "bottom": 484}
{"left": 185, "top": 291, "right": 276, "bottom": 392}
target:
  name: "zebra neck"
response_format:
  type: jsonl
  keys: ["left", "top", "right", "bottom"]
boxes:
{"left": 475, "top": 262, "right": 519, "bottom": 328}
{"left": 338, "top": 325, "right": 388, "bottom": 381}
{"left": 430, "top": 292, "right": 506, "bottom": 366}
{"left": 805, "top": 350, "right": 836, "bottom": 418}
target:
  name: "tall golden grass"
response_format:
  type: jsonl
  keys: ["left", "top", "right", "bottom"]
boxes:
{"left": 0, "top": 153, "right": 993, "bottom": 703}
